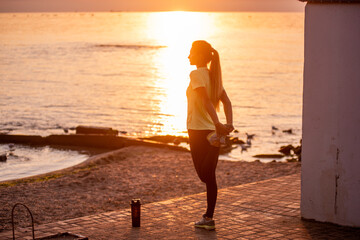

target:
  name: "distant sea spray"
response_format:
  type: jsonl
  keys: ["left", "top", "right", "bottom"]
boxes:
{"left": 94, "top": 44, "right": 167, "bottom": 50}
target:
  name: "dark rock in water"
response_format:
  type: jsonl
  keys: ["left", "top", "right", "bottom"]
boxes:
{"left": 0, "top": 154, "right": 7, "bottom": 162}
{"left": 294, "top": 145, "right": 302, "bottom": 161}
{"left": 293, "top": 145, "right": 302, "bottom": 155}
{"left": 253, "top": 154, "right": 285, "bottom": 158}
{"left": 272, "top": 126, "right": 279, "bottom": 131}
{"left": 173, "top": 138, "right": 181, "bottom": 145}
{"left": 279, "top": 144, "right": 294, "bottom": 156}
{"left": 119, "top": 131, "right": 127, "bottom": 135}
{"left": 69, "top": 127, "right": 76, "bottom": 131}
{"left": 246, "top": 133, "right": 255, "bottom": 140}
{"left": 63, "top": 128, "right": 69, "bottom": 133}
{"left": 141, "top": 135, "right": 189, "bottom": 144}
{"left": 75, "top": 125, "right": 119, "bottom": 136}
{"left": 0, "top": 135, "right": 45, "bottom": 145}
{"left": 233, "top": 129, "right": 239, "bottom": 133}
{"left": 220, "top": 145, "right": 237, "bottom": 155}
{"left": 240, "top": 144, "right": 249, "bottom": 152}
{"left": 286, "top": 158, "right": 298, "bottom": 162}
{"left": 46, "top": 134, "right": 125, "bottom": 149}
{"left": 229, "top": 137, "right": 245, "bottom": 145}
{"left": 282, "top": 129, "right": 293, "bottom": 134}
{"left": 0, "top": 133, "right": 189, "bottom": 152}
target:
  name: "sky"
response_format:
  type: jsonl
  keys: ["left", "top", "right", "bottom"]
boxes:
{"left": 0, "top": 0, "right": 305, "bottom": 12}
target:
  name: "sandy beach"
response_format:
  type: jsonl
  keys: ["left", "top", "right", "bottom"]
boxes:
{"left": 0, "top": 145, "right": 300, "bottom": 232}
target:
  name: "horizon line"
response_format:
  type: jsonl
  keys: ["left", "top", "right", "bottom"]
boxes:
{"left": 0, "top": 9, "right": 305, "bottom": 13}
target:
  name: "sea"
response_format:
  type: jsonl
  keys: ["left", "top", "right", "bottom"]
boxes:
{"left": 0, "top": 11, "right": 304, "bottom": 181}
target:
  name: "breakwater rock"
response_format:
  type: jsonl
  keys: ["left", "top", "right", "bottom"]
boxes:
{"left": 0, "top": 134, "right": 189, "bottom": 152}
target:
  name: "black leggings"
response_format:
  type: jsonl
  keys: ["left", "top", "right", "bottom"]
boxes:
{"left": 188, "top": 129, "right": 219, "bottom": 219}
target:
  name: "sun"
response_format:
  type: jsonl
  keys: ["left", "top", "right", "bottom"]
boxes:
{"left": 147, "top": 11, "right": 212, "bottom": 48}
{"left": 145, "top": 11, "right": 213, "bottom": 136}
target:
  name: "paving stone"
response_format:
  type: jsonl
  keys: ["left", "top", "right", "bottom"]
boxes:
{"left": 1, "top": 173, "right": 360, "bottom": 239}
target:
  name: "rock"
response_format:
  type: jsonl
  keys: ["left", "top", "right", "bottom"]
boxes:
{"left": 141, "top": 135, "right": 189, "bottom": 144}
{"left": 119, "top": 131, "right": 127, "bottom": 135}
{"left": 279, "top": 145, "right": 294, "bottom": 156}
{"left": 282, "top": 129, "right": 293, "bottom": 134}
{"left": 63, "top": 128, "right": 69, "bottom": 133}
{"left": 75, "top": 125, "right": 119, "bottom": 136}
{"left": 220, "top": 145, "right": 237, "bottom": 155}
{"left": 293, "top": 146, "right": 302, "bottom": 155}
{"left": 229, "top": 137, "right": 245, "bottom": 145}
{"left": 272, "top": 126, "right": 279, "bottom": 131}
{"left": 252, "top": 154, "right": 285, "bottom": 158}
{"left": 293, "top": 145, "right": 302, "bottom": 162}
{"left": 286, "top": 158, "right": 298, "bottom": 162}
{"left": 234, "top": 129, "right": 239, "bottom": 133}
{"left": 246, "top": 133, "right": 255, "bottom": 140}
{"left": 8, "top": 144, "right": 15, "bottom": 153}
{"left": 240, "top": 144, "right": 249, "bottom": 152}
{"left": 0, "top": 154, "right": 7, "bottom": 162}
{"left": 173, "top": 138, "right": 181, "bottom": 145}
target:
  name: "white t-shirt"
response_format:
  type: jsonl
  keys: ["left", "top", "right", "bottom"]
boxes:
{"left": 186, "top": 67, "right": 215, "bottom": 130}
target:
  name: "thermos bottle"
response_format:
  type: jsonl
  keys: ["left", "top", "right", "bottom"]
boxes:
{"left": 130, "top": 199, "right": 141, "bottom": 227}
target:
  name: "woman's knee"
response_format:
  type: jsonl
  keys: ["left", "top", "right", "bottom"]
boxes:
{"left": 198, "top": 172, "right": 208, "bottom": 183}
{"left": 199, "top": 172, "right": 216, "bottom": 185}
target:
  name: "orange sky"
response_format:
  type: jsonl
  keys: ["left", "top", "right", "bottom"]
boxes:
{"left": 0, "top": 0, "right": 305, "bottom": 12}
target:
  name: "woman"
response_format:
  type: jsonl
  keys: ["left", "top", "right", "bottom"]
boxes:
{"left": 187, "top": 40, "right": 234, "bottom": 230}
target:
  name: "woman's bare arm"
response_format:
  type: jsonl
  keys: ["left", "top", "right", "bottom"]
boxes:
{"left": 220, "top": 90, "right": 233, "bottom": 132}
{"left": 194, "top": 87, "right": 229, "bottom": 135}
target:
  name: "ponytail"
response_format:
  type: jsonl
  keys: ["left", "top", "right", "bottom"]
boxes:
{"left": 209, "top": 48, "right": 223, "bottom": 111}
{"left": 191, "top": 40, "right": 224, "bottom": 110}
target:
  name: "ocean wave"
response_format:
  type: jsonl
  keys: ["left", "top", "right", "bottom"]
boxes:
{"left": 233, "top": 105, "right": 263, "bottom": 109}
{"left": 94, "top": 44, "right": 167, "bottom": 50}
{"left": 118, "top": 107, "right": 173, "bottom": 117}
{"left": 43, "top": 104, "right": 72, "bottom": 108}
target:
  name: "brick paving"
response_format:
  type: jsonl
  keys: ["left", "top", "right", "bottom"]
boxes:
{"left": 1, "top": 173, "right": 360, "bottom": 239}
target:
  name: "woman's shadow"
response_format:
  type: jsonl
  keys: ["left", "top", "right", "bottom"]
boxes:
{"left": 194, "top": 227, "right": 218, "bottom": 240}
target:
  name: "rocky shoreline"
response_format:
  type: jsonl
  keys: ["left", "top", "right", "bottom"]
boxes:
{"left": 0, "top": 126, "right": 302, "bottom": 165}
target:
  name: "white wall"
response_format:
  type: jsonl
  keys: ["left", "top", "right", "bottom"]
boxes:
{"left": 301, "top": 3, "right": 360, "bottom": 227}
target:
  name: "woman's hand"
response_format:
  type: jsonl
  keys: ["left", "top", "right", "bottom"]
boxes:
{"left": 215, "top": 122, "right": 229, "bottom": 136}
{"left": 225, "top": 124, "right": 234, "bottom": 133}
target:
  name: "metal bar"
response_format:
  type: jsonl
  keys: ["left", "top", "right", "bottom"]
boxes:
{"left": 11, "top": 203, "right": 35, "bottom": 240}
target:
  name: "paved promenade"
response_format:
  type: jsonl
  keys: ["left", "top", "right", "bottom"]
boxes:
{"left": 1, "top": 173, "right": 359, "bottom": 239}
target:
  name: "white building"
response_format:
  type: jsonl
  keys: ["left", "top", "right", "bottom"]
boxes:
{"left": 301, "top": 0, "right": 360, "bottom": 227}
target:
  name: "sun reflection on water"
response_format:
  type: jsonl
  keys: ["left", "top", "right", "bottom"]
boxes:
{"left": 146, "top": 11, "right": 213, "bottom": 136}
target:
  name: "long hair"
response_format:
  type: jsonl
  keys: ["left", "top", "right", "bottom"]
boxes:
{"left": 192, "top": 40, "right": 223, "bottom": 110}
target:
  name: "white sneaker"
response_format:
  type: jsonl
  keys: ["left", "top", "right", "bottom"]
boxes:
{"left": 194, "top": 216, "right": 215, "bottom": 230}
